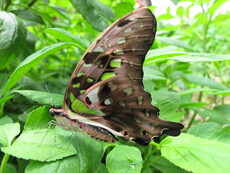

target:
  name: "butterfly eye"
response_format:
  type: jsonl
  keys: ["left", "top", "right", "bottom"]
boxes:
{"left": 120, "top": 131, "right": 128, "bottom": 136}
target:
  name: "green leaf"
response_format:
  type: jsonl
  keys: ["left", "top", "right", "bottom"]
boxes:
{"left": 14, "top": 90, "right": 64, "bottom": 107}
{"left": 23, "top": 107, "right": 108, "bottom": 169}
{"left": 114, "top": 2, "right": 134, "bottom": 18}
{"left": 0, "top": 11, "right": 27, "bottom": 70}
{"left": 5, "top": 163, "right": 17, "bottom": 173}
{"left": 26, "top": 155, "right": 109, "bottom": 173}
{"left": 176, "top": 6, "right": 184, "bottom": 18}
{"left": 1, "top": 129, "right": 76, "bottom": 162}
{"left": 144, "top": 65, "right": 167, "bottom": 80}
{"left": 4, "top": 42, "right": 76, "bottom": 95}
{"left": 194, "top": 107, "right": 230, "bottom": 125}
{"left": 0, "top": 95, "right": 13, "bottom": 105}
{"left": 24, "top": 106, "right": 53, "bottom": 131}
{"left": 106, "top": 145, "right": 142, "bottom": 173}
{"left": 70, "top": 0, "right": 115, "bottom": 31}
{"left": 211, "top": 89, "right": 230, "bottom": 95}
{"left": 0, "top": 123, "right": 20, "bottom": 146}
{"left": 0, "top": 116, "right": 14, "bottom": 125}
{"left": 185, "top": 74, "right": 229, "bottom": 90}
{"left": 145, "top": 47, "right": 186, "bottom": 65}
{"left": 169, "top": 53, "right": 230, "bottom": 62}
{"left": 179, "top": 87, "right": 217, "bottom": 96}
{"left": 151, "top": 90, "right": 181, "bottom": 122}
{"left": 180, "top": 102, "right": 210, "bottom": 108}
{"left": 12, "top": 10, "right": 45, "bottom": 25}
{"left": 214, "top": 104, "right": 230, "bottom": 120}
{"left": 209, "top": 126, "right": 230, "bottom": 144}
{"left": 187, "top": 122, "right": 230, "bottom": 144}
{"left": 46, "top": 28, "right": 89, "bottom": 49}
{"left": 208, "top": 0, "right": 227, "bottom": 15}
{"left": 161, "top": 133, "right": 230, "bottom": 173}
{"left": 95, "top": 163, "right": 109, "bottom": 173}
{"left": 69, "top": 132, "right": 109, "bottom": 173}
{"left": 1, "top": 106, "right": 75, "bottom": 161}
{"left": 151, "top": 156, "right": 187, "bottom": 173}
{"left": 157, "top": 13, "right": 174, "bottom": 20}
{"left": 156, "top": 36, "right": 195, "bottom": 51}
{"left": 25, "top": 157, "right": 83, "bottom": 173}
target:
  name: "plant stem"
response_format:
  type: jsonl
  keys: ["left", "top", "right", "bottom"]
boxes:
{"left": 145, "top": 155, "right": 162, "bottom": 169}
{"left": 0, "top": 153, "right": 10, "bottom": 173}
{"left": 186, "top": 91, "right": 203, "bottom": 131}
{"left": 0, "top": 103, "right": 4, "bottom": 117}
{"left": 186, "top": 111, "right": 197, "bottom": 131}
{"left": 142, "top": 143, "right": 159, "bottom": 171}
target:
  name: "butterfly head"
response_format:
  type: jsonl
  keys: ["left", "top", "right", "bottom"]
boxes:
{"left": 49, "top": 108, "right": 67, "bottom": 118}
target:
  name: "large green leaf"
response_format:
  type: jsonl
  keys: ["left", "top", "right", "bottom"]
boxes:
{"left": 106, "top": 145, "right": 142, "bottom": 173}
{"left": 1, "top": 107, "right": 76, "bottom": 162}
{"left": 0, "top": 11, "right": 26, "bottom": 70}
{"left": 14, "top": 90, "right": 63, "bottom": 107}
{"left": 4, "top": 42, "right": 76, "bottom": 95}
{"left": 70, "top": 0, "right": 115, "bottom": 31}
{"left": 25, "top": 131, "right": 111, "bottom": 173}
{"left": 1, "top": 129, "right": 76, "bottom": 162}
{"left": 187, "top": 122, "right": 230, "bottom": 144}
{"left": 161, "top": 133, "right": 230, "bottom": 173}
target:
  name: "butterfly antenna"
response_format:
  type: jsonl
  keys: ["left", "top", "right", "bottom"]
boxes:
{"left": 45, "top": 81, "right": 55, "bottom": 107}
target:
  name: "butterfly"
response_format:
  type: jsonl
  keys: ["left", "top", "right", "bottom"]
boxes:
{"left": 49, "top": 8, "right": 183, "bottom": 146}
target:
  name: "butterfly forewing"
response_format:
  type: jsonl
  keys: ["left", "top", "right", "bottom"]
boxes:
{"left": 64, "top": 8, "right": 156, "bottom": 112}
{"left": 52, "top": 8, "right": 183, "bottom": 145}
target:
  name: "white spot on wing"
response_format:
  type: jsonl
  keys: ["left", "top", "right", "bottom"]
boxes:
{"left": 117, "top": 37, "right": 126, "bottom": 44}
{"left": 86, "top": 86, "right": 100, "bottom": 103}
{"left": 124, "top": 28, "right": 132, "bottom": 33}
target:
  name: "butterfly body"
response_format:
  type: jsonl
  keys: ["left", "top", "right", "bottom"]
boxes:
{"left": 50, "top": 8, "right": 183, "bottom": 146}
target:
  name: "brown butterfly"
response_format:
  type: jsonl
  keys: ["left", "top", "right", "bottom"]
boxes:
{"left": 49, "top": 8, "right": 183, "bottom": 146}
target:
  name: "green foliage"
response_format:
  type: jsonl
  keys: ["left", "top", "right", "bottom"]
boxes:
{"left": 161, "top": 133, "right": 230, "bottom": 173}
{"left": 0, "top": 0, "right": 230, "bottom": 173}
{"left": 0, "top": 11, "right": 26, "bottom": 70}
